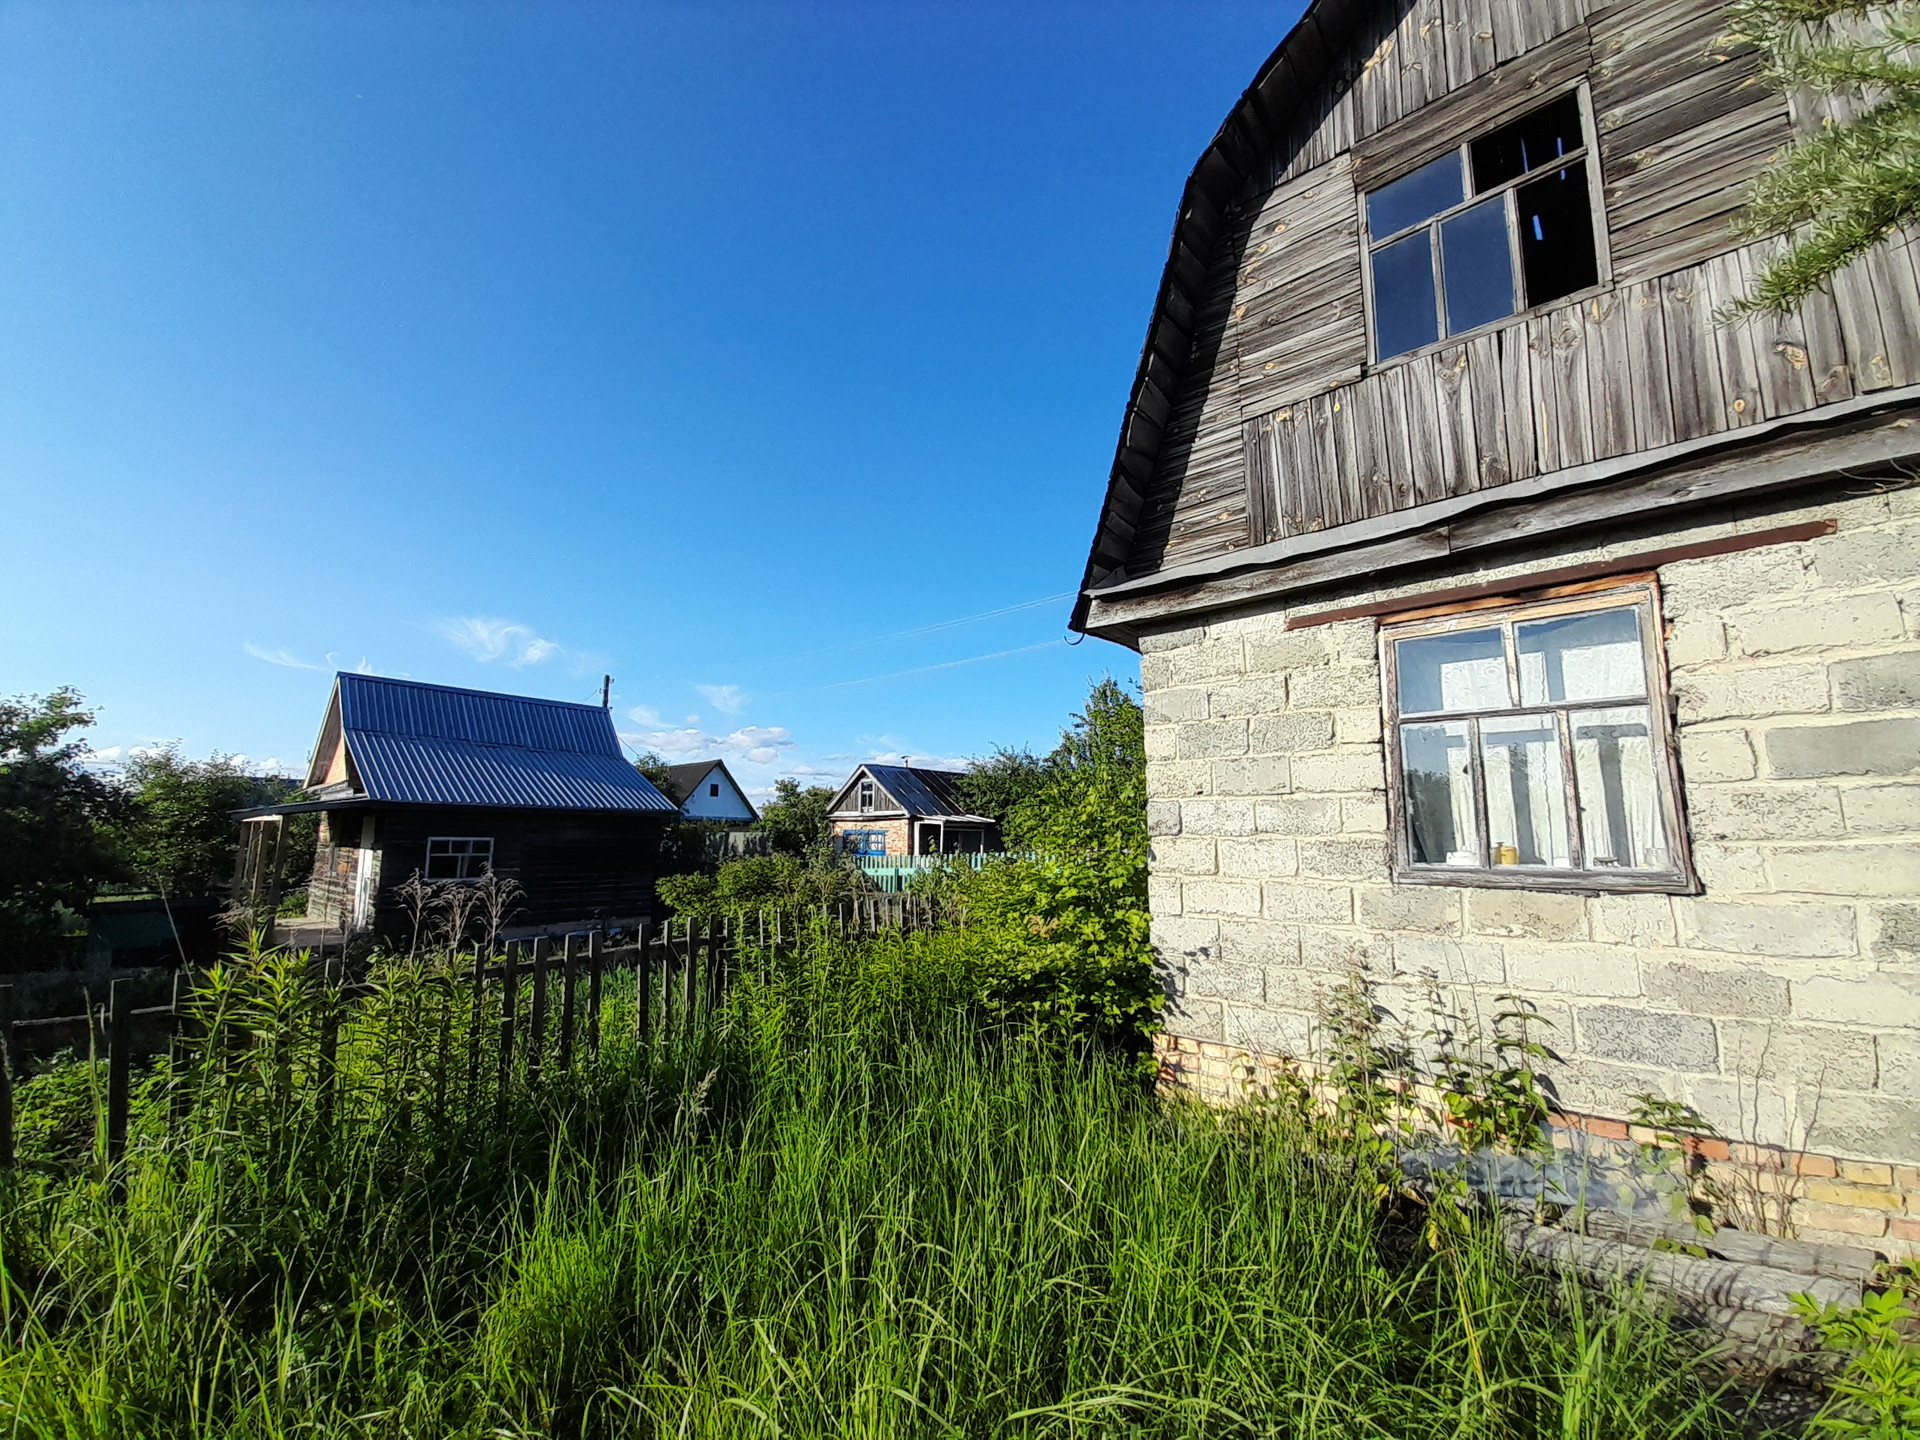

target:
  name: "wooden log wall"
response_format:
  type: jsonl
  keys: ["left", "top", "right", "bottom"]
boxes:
{"left": 1121, "top": 0, "right": 1899, "bottom": 578}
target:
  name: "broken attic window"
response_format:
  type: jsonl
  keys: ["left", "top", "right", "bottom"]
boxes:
{"left": 1366, "top": 91, "right": 1600, "bottom": 361}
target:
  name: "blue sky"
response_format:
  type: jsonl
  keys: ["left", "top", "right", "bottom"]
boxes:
{"left": 1, "top": 1, "right": 1297, "bottom": 797}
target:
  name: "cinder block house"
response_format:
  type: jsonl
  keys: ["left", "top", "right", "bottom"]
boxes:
{"left": 1071, "top": 0, "right": 1920, "bottom": 1251}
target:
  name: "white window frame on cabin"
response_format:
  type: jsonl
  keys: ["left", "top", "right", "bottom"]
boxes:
{"left": 1379, "top": 580, "right": 1696, "bottom": 894}
{"left": 1359, "top": 83, "right": 1613, "bottom": 366}
{"left": 424, "top": 836, "right": 494, "bottom": 881}
{"left": 858, "top": 778, "right": 876, "bottom": 812}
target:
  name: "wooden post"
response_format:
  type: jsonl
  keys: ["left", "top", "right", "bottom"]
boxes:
{"left": 105, "top": 978, "right": 133, "bottom": 1172}
{"left": 168, "top": 969, "right": 190, "bottom": 1130}
{"left": 528, "top": 936, "right": 550, "bottom": 1083}
{"left": 559, "top": 933, "right": 580, "bottom": 1073}
{"left": 467, "top": 947, "right": 486, "bottom": 1108}
{"left": 0, "top": 985, "right": 13, "bottom": 1170}
{"left": 686, "top": 919, "right": 704, "bottom": 1036}
{"left": 660, "top": 921, "right": 676, "bottom": 1038}
{"left": 586, "top": 929, "right": 604, "bottom": 1060}
{"left": 497, "top": 943, "right": 518, "bottom": 1117}
{"left": 636, "top": 919, "right": 654, "bottom": 1048}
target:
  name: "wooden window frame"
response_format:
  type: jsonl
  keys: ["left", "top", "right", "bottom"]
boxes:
{"left": 1379, "top": 578, "right": 1697, "bottom": 895}
{"left": 425, "top": 835, "right": 494, "bottom": 881}
{"left": 1359, "top": 81, "right": 1613, "bottom": 366}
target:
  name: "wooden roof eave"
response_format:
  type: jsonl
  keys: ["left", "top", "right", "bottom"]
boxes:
{"left": 1069, "top": 0, "right": 1377, "bottom": 637}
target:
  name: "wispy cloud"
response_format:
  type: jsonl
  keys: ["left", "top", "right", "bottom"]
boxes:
{"left": 435, "top": 617, "right": 561, "bottom": 668}
{"left": 820, "top": 639, "right": 1065, "bottom": 691}
{"left": 245, "top": 643, "right": 324, "bottom": 670}
{"left": 621, "top": 723, "right": 795, "bottom": 767}
{"left": 695, "top": 683, "right": 747, "bottom": 716}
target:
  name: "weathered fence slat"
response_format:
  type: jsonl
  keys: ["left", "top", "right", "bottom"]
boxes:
{"left": 317, "top": 957, "right": 343, "bottom": 1137}
{"left": 497, "top": 942, "right": 518, "bottom": 1118}
{"left": 529, "top": 936, "right": 550, "bottom": 1083}
{"left": 559, "top": 933, "right": 580, "bottom": 1073}
{"left": 683, "top": 920, "right": 699, "bottom": 1036}
{"left": 467, "top": 949, "right": 486, "bottom": 1106}
{"left": 636, "top": 919, "right": 654, "bottom": 1046}
{"left": 586, "top": 929, "right": 604, "bottom": 1060}
{"left": 105, "top": 979, "right": 133, "bottom": 1168}
{"left": 0, "top": 985, "right": 13, "bottom": 1170}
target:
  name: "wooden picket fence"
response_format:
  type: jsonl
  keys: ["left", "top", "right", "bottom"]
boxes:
{"left": 0, "top": 893, "right": 942, "bottom": 1176}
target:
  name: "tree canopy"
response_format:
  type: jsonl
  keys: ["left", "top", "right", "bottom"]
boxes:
{"left": 755, "top": 779, "right": 836, "bottom": 856}
{"left": 0, "top": 690, "right": 128, "bottom": 953}
{"left": 1732, "top": 0, "right": 1920, "bottom": 310}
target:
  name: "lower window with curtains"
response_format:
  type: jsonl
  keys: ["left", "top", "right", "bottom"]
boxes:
{"left": 1379, "top": 580, "right": 1695, "bottom": 892}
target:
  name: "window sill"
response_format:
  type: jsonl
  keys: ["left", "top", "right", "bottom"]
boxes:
{"left": 1392, "top": 864, "right": 1699, "bottom": 896}
{"left": 1365, "top": 279, "right": 1613, "bottom": 372}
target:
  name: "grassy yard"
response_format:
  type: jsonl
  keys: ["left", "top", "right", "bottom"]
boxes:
{"left": 0, "top": 927, "right": 1750, "bottom": 1438}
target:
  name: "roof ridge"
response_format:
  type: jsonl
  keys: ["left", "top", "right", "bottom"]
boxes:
{"left": 337, "top": 672, "right": 609, "bottom": 713}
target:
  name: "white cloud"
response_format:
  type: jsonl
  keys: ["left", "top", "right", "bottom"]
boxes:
{"left": 627, "top": 704, "right": 663, "bottom": 726}
{"left": 695, "top": 683, "right": 747, "bottom": 716}
{"left": 245, "top": 643, "right": 324, "bottom": 670}
{"left": 620, "top": 723, "right": 795, "bottom": 767}
{"left": 435, "top": 617, "right": 561, "bottom": 667}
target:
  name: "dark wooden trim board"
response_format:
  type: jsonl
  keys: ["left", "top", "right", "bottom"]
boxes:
{"left": 1284, "top": 521, "right": 1837, "bottom": 630}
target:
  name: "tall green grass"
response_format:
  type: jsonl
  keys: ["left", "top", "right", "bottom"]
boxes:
{"left": 0, "top": 929, "right": 1746, "bottom": 1438}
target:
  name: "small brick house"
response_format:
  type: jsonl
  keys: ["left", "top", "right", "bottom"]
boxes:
{"left": 1070, "top": 0, "right": 1920, "bottom": 1252}
{"left": 826, "top": 764, "right": 1000, "bottom": 858}
{"left": 236, "top": 674, "right": 676, "bottom": 941}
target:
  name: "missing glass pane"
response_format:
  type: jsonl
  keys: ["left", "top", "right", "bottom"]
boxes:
{"left": 1395, "top": 627, "right": 1506, "bottom": 714}
{"left": 1439, "top": 196, "right": 1516, "bottom": 334}
{"left": 1368, "top": 151, "right": 1466, "bottom": 238}
{"left": 1481, "top": 715, "right": 1571, "bottom": 867}
{"left": 1470, "top": 93, "right": 1584, "bottom": 191}
{"left": 1518, "top": 159, "right": 1598, "bottom": 305}
{"left": 1517, "top": 607, "right": 1647, "bottom": 704}
{"left": 1571, "top": 706, "right": 1669, "bottom": 869}
{"left": 1371, "top": 229, "right": 1441, "bottom": 360}
{"left": 1402, "top": 722, "right": 1476, "bottom": 865}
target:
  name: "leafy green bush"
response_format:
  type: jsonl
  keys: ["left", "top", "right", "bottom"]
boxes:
{"left": 656, "top": 849, "right": 864, "bottom": 919}
{"left": 950, "top": 678, "right": 1157, "bottom": 1051}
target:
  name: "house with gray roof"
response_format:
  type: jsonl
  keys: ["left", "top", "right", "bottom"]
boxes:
{"left": 236, "top": 673, "right": 676, "bottom": 940}
{"left": 826, "top": 764, "right": 999, "bottom": 858}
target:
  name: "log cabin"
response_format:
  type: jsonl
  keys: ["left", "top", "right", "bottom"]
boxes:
{"left": 1073, "top": 0, "right": 1920, "bottom": 1252}
{"left": 235, "top": 674, "right": 676, "bottom": 942}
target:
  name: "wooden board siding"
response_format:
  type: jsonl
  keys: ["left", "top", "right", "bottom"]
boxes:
{"left": 1239, "top": 233, "right": 1907, "bottom": 539}
{"left": 1094, "top": 0, "right": 1904, "bottom": 595}
{"left": 367, "top": 809, "right": 661, "bottom": 933}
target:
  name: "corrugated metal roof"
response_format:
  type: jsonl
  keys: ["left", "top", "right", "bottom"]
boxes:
{"left": 839, "top": 764, "right": 989, "bottom": 822}
{"left": 325, "top": 674, "right": 675, "bottom": 812}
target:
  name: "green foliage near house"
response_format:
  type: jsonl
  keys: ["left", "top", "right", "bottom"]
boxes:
{"left": 0, "top": 930, "right": 1749, "bottom": 1438}
{"left": 1731, "top": 0, "right": 1920, "bottom": 311}
{"left": 118, "top": 745, "right": 313, "bottom": 896}
{"left": 955, "top": 746, "right": 1051, "bottom": 827}
{"left": 0, "top": 689, "right": 128, "bottom": 954}
{"left": 655, "top": 850, "right": 863, "bottom": 918}
{"left": 754, "top": 777, "right": 837, "bottom": 855}
{"left": 952, "top": 678, "right": 1158, "bottom": 1053}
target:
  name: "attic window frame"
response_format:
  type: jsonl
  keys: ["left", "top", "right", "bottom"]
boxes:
{"left": 1379, "top": 579, "right": 1697, "bottom": 896}
{"left": 1359, "top": 83, "right": 1611, "bottom": 366}
{"left": 858, "top": 779, "right": 875, "bottom": 812}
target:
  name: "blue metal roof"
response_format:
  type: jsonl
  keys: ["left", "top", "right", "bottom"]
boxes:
{"left": 328, "top": 674, "right": 675, "bottom": 813}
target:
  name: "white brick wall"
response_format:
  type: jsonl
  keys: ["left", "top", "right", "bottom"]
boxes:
{"left": 1144, "top": 484, "right": 1920, "bottom": 1166}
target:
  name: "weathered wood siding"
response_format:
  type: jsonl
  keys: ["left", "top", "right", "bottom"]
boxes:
{"left": 368, "top": 808, "right": 661, "bottom": 932}
{"left": 1123, "top": 0, "right": 1912, "bottom": 579}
